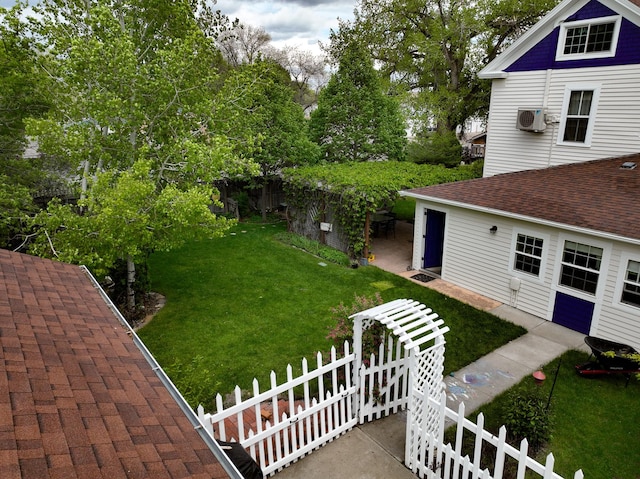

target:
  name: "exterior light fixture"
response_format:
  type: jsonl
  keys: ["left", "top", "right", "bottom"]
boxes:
{"left": 489, "top": 225, "right": 498, "bottom": 234}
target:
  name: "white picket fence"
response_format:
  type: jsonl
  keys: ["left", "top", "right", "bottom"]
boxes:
{"left": 411, "top": 390, "right": 585, "bottom": 479}
{"left": 196, "top": 298, "right": 584, "bottom": 479}
{"left": 358, "top": 333, "right": 411, "bottom": 423}
{"left": 198, "top": 343, "right": 358, "bottom": 476}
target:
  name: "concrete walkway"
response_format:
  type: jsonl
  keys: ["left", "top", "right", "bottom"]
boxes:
{"left": 275, "top": 221, "right": 589, "bottom": 477}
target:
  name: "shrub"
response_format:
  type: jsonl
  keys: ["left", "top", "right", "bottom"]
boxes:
{"left": 503, "top": 386, "right": 553, "bottom": 453}
{"left": 274, "top": 231, "right": 350, "bottom": 266}
{"left": 327, "top": 293, "right": 385, "bottom": 357}
{"left": 164, "top": 355, "right": 220, "bottom": 411}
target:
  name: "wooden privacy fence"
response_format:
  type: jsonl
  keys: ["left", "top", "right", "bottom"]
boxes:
{"left": 196, "top": 299, "right": 584, "bottom": 478}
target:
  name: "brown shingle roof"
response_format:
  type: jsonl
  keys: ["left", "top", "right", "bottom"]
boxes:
{"left": 404, "top": 154, "right": 640, "bottom": 241}
{"left": 0, "top": 250, "right": 233, "bottom": 479}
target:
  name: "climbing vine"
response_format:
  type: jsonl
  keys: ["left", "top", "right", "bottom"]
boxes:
{"left": 282, "top": 161, "right": 481, "bottom": 257}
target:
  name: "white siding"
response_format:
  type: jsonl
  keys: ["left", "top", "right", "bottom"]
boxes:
{"left": 413, "top": 200, "right": 640, "bottom": 349}
{"left": 594, "top": 242, "right": 640, "bottom": 349}
{"left": 484, "top": 64, "right": 640, "bottom": 177}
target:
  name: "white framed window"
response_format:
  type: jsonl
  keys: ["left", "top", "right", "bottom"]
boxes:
{"left": 621, "top": 259, "right": 640, "bottom": 307}
{"left": 559, "top": 240, "right": 603, "bottom": 295}
{"left": 556, "top": 15, "right": 621, "bottom": 61}
{"left": 613, "top": 255, "right": 640, "bottom": 311}
{"left": 512, "top": 233, "right": 544, "bottom": 277}
{"left": 557, "top": 84, "right": 600, "bottom": 147}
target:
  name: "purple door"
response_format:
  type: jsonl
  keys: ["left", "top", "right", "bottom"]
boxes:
{"left": 423, "top": 210, "right": 446, "bottom": 269}
{"left": 551, "top": 291, "right": 594, "bottom": 334}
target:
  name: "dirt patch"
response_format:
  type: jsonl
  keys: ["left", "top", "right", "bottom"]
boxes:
{"left": 133, "top": 292, "right": 166, "bottom": 331}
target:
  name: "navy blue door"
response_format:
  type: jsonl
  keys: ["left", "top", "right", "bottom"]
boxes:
{"left": 551, "top": 291, "right": 594, "bottom": 334}
{"left": 423, "top": 210, "right": 446, "bottom": 269}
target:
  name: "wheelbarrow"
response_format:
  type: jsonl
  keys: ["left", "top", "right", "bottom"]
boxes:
{"left": 575, "top": 336, "right": 640, "bottom": 386}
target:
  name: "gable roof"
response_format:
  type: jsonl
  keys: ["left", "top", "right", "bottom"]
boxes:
{"left": 0, "top": 250, "right": 238, "bottom": 479}
{"left": 479, "top": 0, "right": 640, "bottom": 79}
{"left": 402, "top": 154, "right": 640, "bottom": 243}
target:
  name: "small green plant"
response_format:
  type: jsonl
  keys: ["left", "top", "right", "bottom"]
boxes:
{"left": 503, "top": 386, "right": 553, "bottom": 453}
{"left": 327, "top": 293, "right": 385, "bottom": 357}
{"left": 274, "top": 231, "right": 350, "bottom": 266}
{"left": 164, "top": 355, "right": 220, "bottom": 411}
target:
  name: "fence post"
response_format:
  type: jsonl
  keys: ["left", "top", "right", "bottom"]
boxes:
{"left": 352, "top": 314, "right": 363, "bottom": 420}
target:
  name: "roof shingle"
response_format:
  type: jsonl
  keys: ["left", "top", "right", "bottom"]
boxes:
{"left": 0, "top": 250, "right": 232, "bottom": 479}
{"left": 404, "top": 154, "right": 640, "bottom": 241}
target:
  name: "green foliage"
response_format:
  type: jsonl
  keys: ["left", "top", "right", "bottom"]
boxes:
{"left": 163, "top": 355, "right": 220, "bottom": 410}
{"left": 29, "top": 160, "right": 232, "bottom": 278}
{"left": 283, "top": 161, "right": 480, "bottom": 256}
{"left": 391, "top": 197, "right": 415, "bottom": 221}
{"left": 503, "top": 386, "right": 553, "bottom": 453}
{"left": 326, "top": 293, "right": 385, "bottom": 357}
{"left": 15, "top": 0, "right": 253, "bottom": 312}
{"left": 473, "top": 350, "right": 640, "bottom": 478}
{"left": 274, "top": 231, "right": 350, "bottom": 266}
{"left": 0, "top": 174, "right": 36, "bottom": 248}
{"left": 408, "top": 131, "right": 464, "bottom": 167}
{"left": 214, "top": 60, "right": 319, "bottom": 219}
{"left": 309, "top": 41, "right": 406, "bottom": 162}
{"left": 328, "top": 0, "right": 559, "bottom": 133}
{"left": 0, "top": 4, "right": 49, "bottom": 163}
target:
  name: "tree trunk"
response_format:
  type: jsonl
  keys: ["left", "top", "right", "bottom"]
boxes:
{"left": 127, "top": 254, "right": 136, "bottom": 313}
{"left": 261, "top": 181, "right": 268, "bottom": 222}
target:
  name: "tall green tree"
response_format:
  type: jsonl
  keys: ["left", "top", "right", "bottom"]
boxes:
{"left": 309, "top": 41, "right": 406, "bottom": 163}
{"left": 214, "top": 60, "right": 319, "bottom": 220}
{"left": 0, "top": 3, "right": 51, "bottom": 244}
{"left": 328, "top": 0, "right": 558, "bottom": 135}
{"left": 17, "top": 0, "right": 253, "bottom": 314}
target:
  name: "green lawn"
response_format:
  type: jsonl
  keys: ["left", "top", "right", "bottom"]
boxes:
{"left": 139, "top": 220, "right": 524, "bottom": 405}
{"left": 469, "top": 350, "right": 640, "bottom": 479}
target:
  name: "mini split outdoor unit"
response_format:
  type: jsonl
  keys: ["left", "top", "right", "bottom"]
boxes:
{"left": 516, "top": 108, "right": 547, "bottom": 132}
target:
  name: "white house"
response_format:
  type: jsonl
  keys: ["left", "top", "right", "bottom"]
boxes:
{"left": 402, "top": 0, "right": 640, "bottom": 349}
{"left": 480, "top": 0, "right": 640, "bottom": 177}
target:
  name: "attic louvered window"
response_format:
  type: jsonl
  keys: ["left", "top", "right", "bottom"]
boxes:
{"left": 556, "top": 16, "right": 621, "bottom": 61}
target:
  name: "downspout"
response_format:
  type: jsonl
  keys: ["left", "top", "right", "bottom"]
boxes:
{"left": 543, "top": 69, "right": 555, "bottom": 168}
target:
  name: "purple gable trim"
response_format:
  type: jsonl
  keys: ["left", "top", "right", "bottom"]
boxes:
{"left": 565, "top": 0, "right": 617, "bottom": 21}
{"left": 506, "top": 0, "right": 640, "bottom": 72}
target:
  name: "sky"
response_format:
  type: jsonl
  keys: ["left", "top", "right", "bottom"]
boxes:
{"left": 0, "top": 0, "right": 356, "bottom": 56}
{"left": 213, "top": 0, "right": 354, "bottom": 55}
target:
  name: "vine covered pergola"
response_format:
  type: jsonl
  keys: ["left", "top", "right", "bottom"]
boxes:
{"left": 282, "top": 161, "right": 479, "bottom": 259}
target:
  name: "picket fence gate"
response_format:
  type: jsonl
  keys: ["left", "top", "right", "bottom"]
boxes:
{"left": 196, "top": 299, "right": 584, "bottom": 479}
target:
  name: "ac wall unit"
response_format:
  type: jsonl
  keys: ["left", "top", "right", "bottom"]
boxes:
{"left": 516, "top": 108, "right": 547, "bottom": 132}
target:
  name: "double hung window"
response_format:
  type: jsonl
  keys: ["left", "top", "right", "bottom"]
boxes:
{"left": 558, "top": 85, "right": 600, "bottom": 147}
{"left": 514, "top": 234, "right": 544, "bottom": 276}
{"left": 559, "top": 241, "right": 602, "bottom": 295}
{"left": 621, "top": 260, "right": 640, "bottom": 308}
{"left": 563, "top": 90, "right": 593, "bottom": 143}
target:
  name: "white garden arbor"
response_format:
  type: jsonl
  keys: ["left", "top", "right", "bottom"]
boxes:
{"left": 350, "top": 298, "right": 449, "bottom": 471}
{"left": 202, "top": 299, "right": 583, "bottom": 478}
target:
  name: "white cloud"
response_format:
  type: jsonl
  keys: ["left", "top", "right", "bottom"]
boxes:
{"left": 213, "top": 0, "right": 354, "bottom": 55}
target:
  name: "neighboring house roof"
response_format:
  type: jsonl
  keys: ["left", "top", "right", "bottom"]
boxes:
{"left": 479, "top": 0, "right": 640, "bottom": 79}
{"left": 0, "top": 250, "right": 235, "bottom": 479}
{"left": 402, "top": 154, "right": 640, "bottom": 242}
